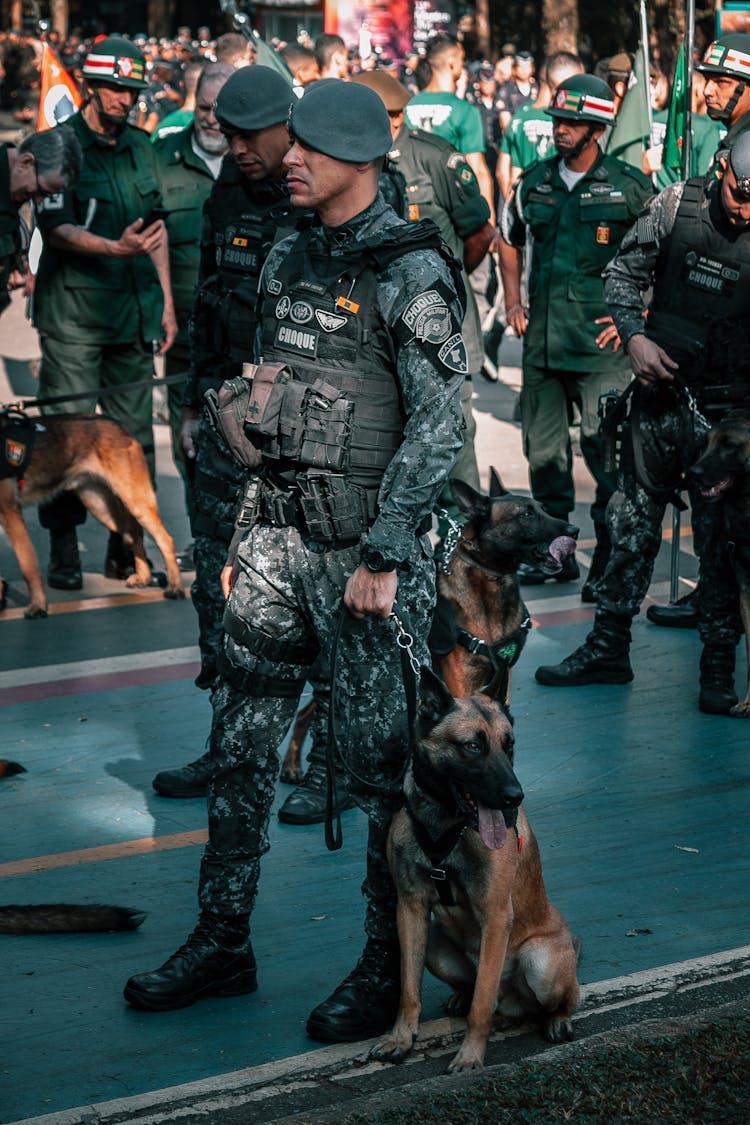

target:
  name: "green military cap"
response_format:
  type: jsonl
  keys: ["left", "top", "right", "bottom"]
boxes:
{"left": 546, "top": 74, "right": 616, "bottom": 125}
{"left": 214, "top": 65, "right": 293, "bottom": 132}
{"left": 290, "top": 79, "right": 393, "bottom": 162}
{"left": 82, "top": 36, "right": 147, "bottom": 88}
{"left": 696, "top": 34, "right": 750, "bottom": 79}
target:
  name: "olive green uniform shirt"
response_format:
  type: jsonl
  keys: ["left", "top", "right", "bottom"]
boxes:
{"left": 33, "top": 110, "right": 164, "bottom": 344}
{"left": 502, "top": 149, "right": 654, "bottom": 371}
{"left": 153, "top": 126, "right": 216, "bottom": 356}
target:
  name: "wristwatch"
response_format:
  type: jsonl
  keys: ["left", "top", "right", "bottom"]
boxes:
{"left": 361, "top": 545, "right": 400, "bottom": 573}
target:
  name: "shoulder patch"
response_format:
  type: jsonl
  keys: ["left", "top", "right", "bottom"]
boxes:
{"left": 402, "top": 290, "right": 452, "bottom": 344}
{"left": 447, "top": 152, "right": 468, "bottom": 169}
{"left": 438, "top": 334, "right": 468, "bottom": 374}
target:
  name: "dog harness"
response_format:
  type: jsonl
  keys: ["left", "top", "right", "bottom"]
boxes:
{"left": 0, "top": 408, "right": 37, "bottom": 480}
{"left": 404, "top": 791, "right": 520, "bottom": 907}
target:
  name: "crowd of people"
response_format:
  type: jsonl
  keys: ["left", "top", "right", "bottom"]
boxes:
{"left": 2, "top": 16, "right": 749, "bottom": 1043}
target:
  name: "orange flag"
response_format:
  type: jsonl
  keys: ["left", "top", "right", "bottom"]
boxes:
{"left": 37, "top": 43, "right": 81, "bottom": 132}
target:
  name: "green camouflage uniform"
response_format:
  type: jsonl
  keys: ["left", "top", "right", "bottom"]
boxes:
{"left": 199, "top": 195, "right": 465, "bottom": 942}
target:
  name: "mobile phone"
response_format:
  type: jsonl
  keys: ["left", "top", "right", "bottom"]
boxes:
{"left": 142, "top": 206, "right": 168, "bottom": 228}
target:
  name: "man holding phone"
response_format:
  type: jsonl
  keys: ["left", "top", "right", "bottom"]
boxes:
{"left": 33, "top": 35, "right": 177, "bottom": 589}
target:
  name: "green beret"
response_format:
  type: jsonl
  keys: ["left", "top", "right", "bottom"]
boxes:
{"left": 290, "top": 79, "right": 393, "bottom": 162}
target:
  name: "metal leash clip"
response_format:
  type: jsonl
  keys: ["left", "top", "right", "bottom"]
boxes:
{"left": 389, "top": 610, "right": 420, "bottom": 676}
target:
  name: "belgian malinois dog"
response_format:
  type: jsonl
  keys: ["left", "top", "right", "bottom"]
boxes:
{"left": 432, "top": 470, "right": 579, "bottom": 702}
{"left": 688, "top": 409, "right": 750, "bottom": 717}
{"left": 0, "top": 413, "right": 184, "bottom": 618}
{"left": 371, "top": 668, "right": 580, "bottom": 1073}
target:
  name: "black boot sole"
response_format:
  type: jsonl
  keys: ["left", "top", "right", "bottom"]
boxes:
{"left": 123, "top": 968, "right": 257, "bottom": 1011}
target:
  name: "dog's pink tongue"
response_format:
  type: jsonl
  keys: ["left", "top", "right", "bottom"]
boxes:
{"left": 478, "top": 804, "right": 507, "bottom": 850}
{"left": 549, "top": 535, "right": 577, "bottom": 564}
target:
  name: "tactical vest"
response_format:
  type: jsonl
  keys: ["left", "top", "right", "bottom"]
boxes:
{"left": 648, "top": 176, "right": 750, "bottom": 385}
{"left": 257, "top": 220, "right": 459, "bottom": 508}
{"left": 192, "top": 167, "right": 300, "bottom": 395}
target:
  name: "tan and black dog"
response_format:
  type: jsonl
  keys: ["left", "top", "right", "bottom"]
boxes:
{"left": 371, "top": 667, "right": 580, "bottom": 1073}
{"left": 688, "top": 408, "right": 750, "bottom": 717}
{"left": 432, "top": 470, "right": 578, "bottom": 702}
{"left": 0, "top": 413, "right": 184, "bottom": 618}
{"left": 0, "top": 904, "right": 146, "bottom": 934}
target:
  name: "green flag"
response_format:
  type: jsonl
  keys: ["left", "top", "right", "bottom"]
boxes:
{"left": 606, "top": 47, "right": 651, "bottom": 170}
{"left": 250, "top": 31, "right": 294, "bottom": 83}
{"left": 663, "top": 39, "right": 687, "bottom": 173}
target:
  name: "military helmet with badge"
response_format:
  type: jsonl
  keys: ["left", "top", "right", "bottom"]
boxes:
{"left": 696, "top": 34, "right": 750, "bottom": 79}
{"left": 214, "top": 65, "right": 293, "bottom": 132}
{"left": 81, "top": 35, "right": 147, "bottom": 88}
{"left": 727, "top": 130, "right": 750, "bottom": 200}
{"left": 546, "top": 74, "right": 616, "bottom": 125}
{"left": 290, "top": 79, "right": 393, "bottom": 162}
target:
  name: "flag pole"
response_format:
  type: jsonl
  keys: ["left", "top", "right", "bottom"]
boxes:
{"left": 640, "top": 0, "right": 653, "bottom": 138}
{"left": 668, "top": 0, "right": 696, "bottom": 605}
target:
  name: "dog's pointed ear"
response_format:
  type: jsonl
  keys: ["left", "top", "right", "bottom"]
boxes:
{"left": 449, "top": 479, "right": 490, "bottom": 522}
{"left": 488, "top": 468, "right": 508, "bottom": 498}
{"left": 418, "top": 665, "right": 455, "bottom": 729}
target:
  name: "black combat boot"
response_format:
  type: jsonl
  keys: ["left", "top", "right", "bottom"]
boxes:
{"left": 535, "top": 610, "right": 633, "bottom": 686}
{"left": 104, "top": 531, "right": 136, "bottom": 580}
{"left": 278, "top": 758, "right": 356, "bottom": 826}
{"left": 306, "top": 936, "right": 400, "bottom": 1042}
{"left": 123, "top": 911, "right": 257, "bottom": 1011}
{"left": 152, "top": 749, "right": 217, "bottom": 798}
{"left": 48, "top": 530, "right": 82, "bottom": 591}
{"left": 698, "top": 643, "right": 738, "bottom": 715}
{"left": 581, "top": 527, "right": 611, "bottom": 604}
{"left": 646, "top": 589, "right": 698, "bottom": 629}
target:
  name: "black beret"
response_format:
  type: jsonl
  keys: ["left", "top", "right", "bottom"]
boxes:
{"left": 290, "top": 79, "right": 393, "bottom": 162}
{"left": 214, "top": 65, "right": 294, "bottom": 131}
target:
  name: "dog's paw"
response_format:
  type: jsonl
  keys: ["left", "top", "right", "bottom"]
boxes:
{"left": 447, "top": 1044, "right": 485, "bottom": 1072}
{"left": 370, "top": 1034, "right": 415, "bottom": 1065}
{"left": 730, "top": 701, "right": 750, "bottom": 719}
{"left": 24, "top": 604, "right": 49, "bottom": 620}
{"left": 544, "top": 1015, "right": 574, "bottom": 1043}
{"left": 280, "top": 765, "right": 303, "bottom": 785}
{"left": 163, "top": 586, "right": 186, "bottom": 600}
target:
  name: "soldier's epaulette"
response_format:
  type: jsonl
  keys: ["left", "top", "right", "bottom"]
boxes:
{"left": 406, "top": 128, "right": 455, "bottom": 156}
{"left": 518, "top": 156, "right": 555, "bottom": 186}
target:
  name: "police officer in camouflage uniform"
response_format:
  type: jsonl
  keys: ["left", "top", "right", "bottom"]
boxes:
{"left": 32, "top": 36, "right": 177, "bottom": 589}
{"left": 499, "top": 74, "right": 654, "bottom": 601}
{"left": 124, "top": 80, "right": 466, "bottom": 1043}
{"left": 647, "top": 33, "right": 750, "bottom": 629}
{"left": 535, "top": 133, "right": 750, "bottom": 714}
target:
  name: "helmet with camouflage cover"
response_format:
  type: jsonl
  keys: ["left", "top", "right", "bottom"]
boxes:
{"left": 81, "top": 35, "right": 147, "bottom": 89}
{"left": 546, "top": 74, "right": 616, "bottom": 126}
{"left": 726, "top": 130, "right": 750, "bottom": 201}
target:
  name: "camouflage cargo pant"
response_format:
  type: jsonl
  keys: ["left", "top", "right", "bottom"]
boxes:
{"left": 198, "top": 523, "right": 435, "bottom": 943}
{"left": 598, "top": 388, "right": 740, "bottom": 645}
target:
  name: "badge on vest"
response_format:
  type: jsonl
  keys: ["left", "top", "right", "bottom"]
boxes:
{"left": 268, "top": 279, "right": 283, "bottom": 295}
{"left": 402, "top": 290, "right": 452, "bottom": 344}
{"left": 438, "top": 334, "right": 468, "bottom": 375}
{"left": 684, "top": 252, "right": 737, "bottom": 295}
{"left": 315, "top": 310, "right": 348, "bottom": 332}
{"left": 274, "top": 323, "right": 319, "bottom": 357}
{"left": 596, "top": 226, "right": 610, "bottom": 245}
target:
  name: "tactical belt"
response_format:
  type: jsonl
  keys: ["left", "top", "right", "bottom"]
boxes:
{"left": 216, "top": 651, "right": 306, "bottom": 699}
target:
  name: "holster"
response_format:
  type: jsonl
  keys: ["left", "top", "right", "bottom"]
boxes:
{"left": 203, "top": 369, "right": 264, "bottom": 470}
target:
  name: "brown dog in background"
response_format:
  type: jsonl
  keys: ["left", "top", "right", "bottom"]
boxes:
{"left": 371, "top": 668, "right": 580, "bottom": 1073}
{"left": 0, "top": 413, "right": 184, "bottom": 618}
{"left": 432, "top": 470, "right": 578, "bottom": 703}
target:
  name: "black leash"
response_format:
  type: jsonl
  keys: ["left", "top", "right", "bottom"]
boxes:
{"left": 325, "top": 602, "right": 419, "bottom": 852}
{"left": 9, "top": 372, "right": 189, "bottom": 412}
